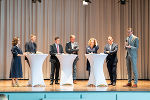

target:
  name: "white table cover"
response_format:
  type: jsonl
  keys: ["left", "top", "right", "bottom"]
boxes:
{"left": 85, "top": 53, "right": 108, "bottom": 87}
{"left": 26, "top": 54, "right": 48, "bottom": 87}
{"left": 56, "top": 54, "right": 77, "bottom": 85}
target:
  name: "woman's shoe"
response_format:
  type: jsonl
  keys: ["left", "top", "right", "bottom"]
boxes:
{"left": 16, "top": 83, "right": 20, "bottom": 87}
{"left": 12, "top": 83, "right": 17, "bottom": 87}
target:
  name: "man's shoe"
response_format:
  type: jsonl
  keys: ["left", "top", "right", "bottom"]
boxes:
{"left": 50, "top": 82, "right": 53, "bottom": 85}
{"left": 73, "top": 80, "right": 77, "bottom": 84}
{"left": 108, "top": 82, "right": 113, "bottom": 85}
{"left": 55, "top": 81, "right": 59, "bottom": 84}
{"left": 132, "top": 84, "right": 138, "bottom": 88}
{"left": 112, "top": 82, "right": 116, "bottom": 86}
{"left": 123, "top": 83, "right": 132, "bottom": 87}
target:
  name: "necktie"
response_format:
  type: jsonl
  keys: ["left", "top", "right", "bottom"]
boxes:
{"left": 57, "top": 45, "right": 59, "bottom": 53}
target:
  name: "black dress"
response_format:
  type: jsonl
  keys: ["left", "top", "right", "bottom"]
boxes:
{"left": 9, "top": 45, "right": 23, "bottom": 78}
{"left": 86, "top": 45, "right": 99, "bottom": 71}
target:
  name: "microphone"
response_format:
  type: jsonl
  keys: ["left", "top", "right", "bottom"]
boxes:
{"left": 125, "top": 40, "right": 129, "bottom": 46}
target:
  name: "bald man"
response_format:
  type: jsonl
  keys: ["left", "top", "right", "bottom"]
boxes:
{"left": 104, "top": 36, "right": 118, "bottom": 86}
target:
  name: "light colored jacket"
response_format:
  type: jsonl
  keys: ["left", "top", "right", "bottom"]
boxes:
{"left": 126, "top": 34, "right": 139, "bottom": 58}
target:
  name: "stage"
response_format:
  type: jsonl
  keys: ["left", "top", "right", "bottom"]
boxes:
{"left": 0, "top": 80, "right": 150, "bottom": 92}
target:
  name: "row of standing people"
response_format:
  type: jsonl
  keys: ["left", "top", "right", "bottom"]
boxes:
{"left": 85, "top": 28, "right": 139, "bottom": 88}
{"left": 10, "top": 28, "right": 139, "bottom": 88}
{"left": 9, "top": 34, "right": 79, "bottom": 86}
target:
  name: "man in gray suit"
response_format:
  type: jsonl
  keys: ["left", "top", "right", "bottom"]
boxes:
{"left": 123, "top": 28, "right": 139, "bottom": 88}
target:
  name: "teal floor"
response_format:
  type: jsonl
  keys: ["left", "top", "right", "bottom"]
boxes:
{"left": 1, "top": 91, "right": 150, "bottom": 100}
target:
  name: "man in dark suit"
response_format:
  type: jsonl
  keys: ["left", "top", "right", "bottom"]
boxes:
{"left": 65, "top": 35, "right": 79, "bottom": 84}
{"left": 104, "top": 36, "right": 118, "bottom": 86}
{"left": 49, "top": 37, "right": 64, "bottom": 85}
{"left": 25, "top": 34, "right": 37, "bottom": 67}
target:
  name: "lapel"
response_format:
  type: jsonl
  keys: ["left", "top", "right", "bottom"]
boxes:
{"left": 110, "top": 43, "right": 114, "bottom": 51}
{"left": 29, "top": 41, "right": 32, "bottom": 48}
{"left": 69, "top": 42, "right": 72, "bottom": 49}
{"left": 58, "top": 44, "right": 61, "bottom": 53}
{"left": 107, "top": 44, "right": 111, "bottom": 51}
{"left": 128, "top": 34, "right": 136, "bottom": 43}
{"left": 127, "top": 36, "right": 132, "bottom": 44}
{"left": 131, "top": 35, "right": 136, "bottom": 42}
{"left": 29, "top": 41, "right": 34, "bottom": 49}
{"left": 53, "top": 44, "right": 57, "bottom": 52}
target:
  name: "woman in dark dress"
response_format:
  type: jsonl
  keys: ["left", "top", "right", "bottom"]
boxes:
{"left": 10, "top": 37, "right": 25, "bottom": 87}
{"left": 86, "top": 38, "right": 99, "bottom": 76}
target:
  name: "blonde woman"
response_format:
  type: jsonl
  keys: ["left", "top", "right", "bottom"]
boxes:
{"left": 86, "top": 38, "right": 99, "bottom": 76}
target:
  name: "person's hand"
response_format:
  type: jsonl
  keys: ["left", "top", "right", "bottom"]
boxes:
{"left": 125, "top": 42, "right": 128, "bottom": 47}
{"left": 23, "top": 52, "right": 27, "bottom": 56}
{"left": 25, "top": 52, "right": 30, "bottom": 54}
{"left": 126, "top": 45, "right": 131, "bottom": 48}
{"left": 17, "top": 54, "right": 22, "bottom": 56}
{"left": 95, "top": 41, "right": 98, "bottom": 46}
{"left": 106, "top": 51, "right": 110, "bottom": 54}
{"left": 36, "top": 51, "right": 43, "bottom": 54}
{"left": 73, "top": 51, "right": 76, "bottom": 54}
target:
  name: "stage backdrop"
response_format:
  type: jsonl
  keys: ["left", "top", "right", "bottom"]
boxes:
{"left": 0, "top": 0, "right": 150, "bottom": 79}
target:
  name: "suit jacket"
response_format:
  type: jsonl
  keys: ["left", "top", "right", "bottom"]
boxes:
{"left": 125, "top": 34, "right": 139, "bottom": 58}
{"left": 49, "top": 43, "right": 64, "bottom": 63}
{"left": 65, "top": 42, "right": 79, "bottom": 55}
{"left": 25, "top": 41, "right": 37, "bottom": 60}
{"left": 104, "top": 43, "right": 118, "bottom": 64}
{"left": 25, "top": 41, "right": 37, "bottom": 53}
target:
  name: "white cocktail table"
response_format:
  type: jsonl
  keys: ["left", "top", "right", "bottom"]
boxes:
{"left": 56, "top": 54, "right": 77, "bottom": 85}
{"left": 26, "top": 54, "right": 48, "bottom": 87}
{"left": 85, "top": 53, "right": 108, "bottom": 87}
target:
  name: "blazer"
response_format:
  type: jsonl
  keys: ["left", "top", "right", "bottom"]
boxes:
{"left": 104, "top": 43, "right": 118, "bottom": 63}
{"left": 25, "top": 41, "right": 37, "bottom": 53}
{"left": 49, "top": 43, "right": 64, "bottom": 63}
{"left": 65, "top": 42, "right": 79, "bottom": 55}
{"left": 125, "top": 34, "right": 139, "bottom": 58}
